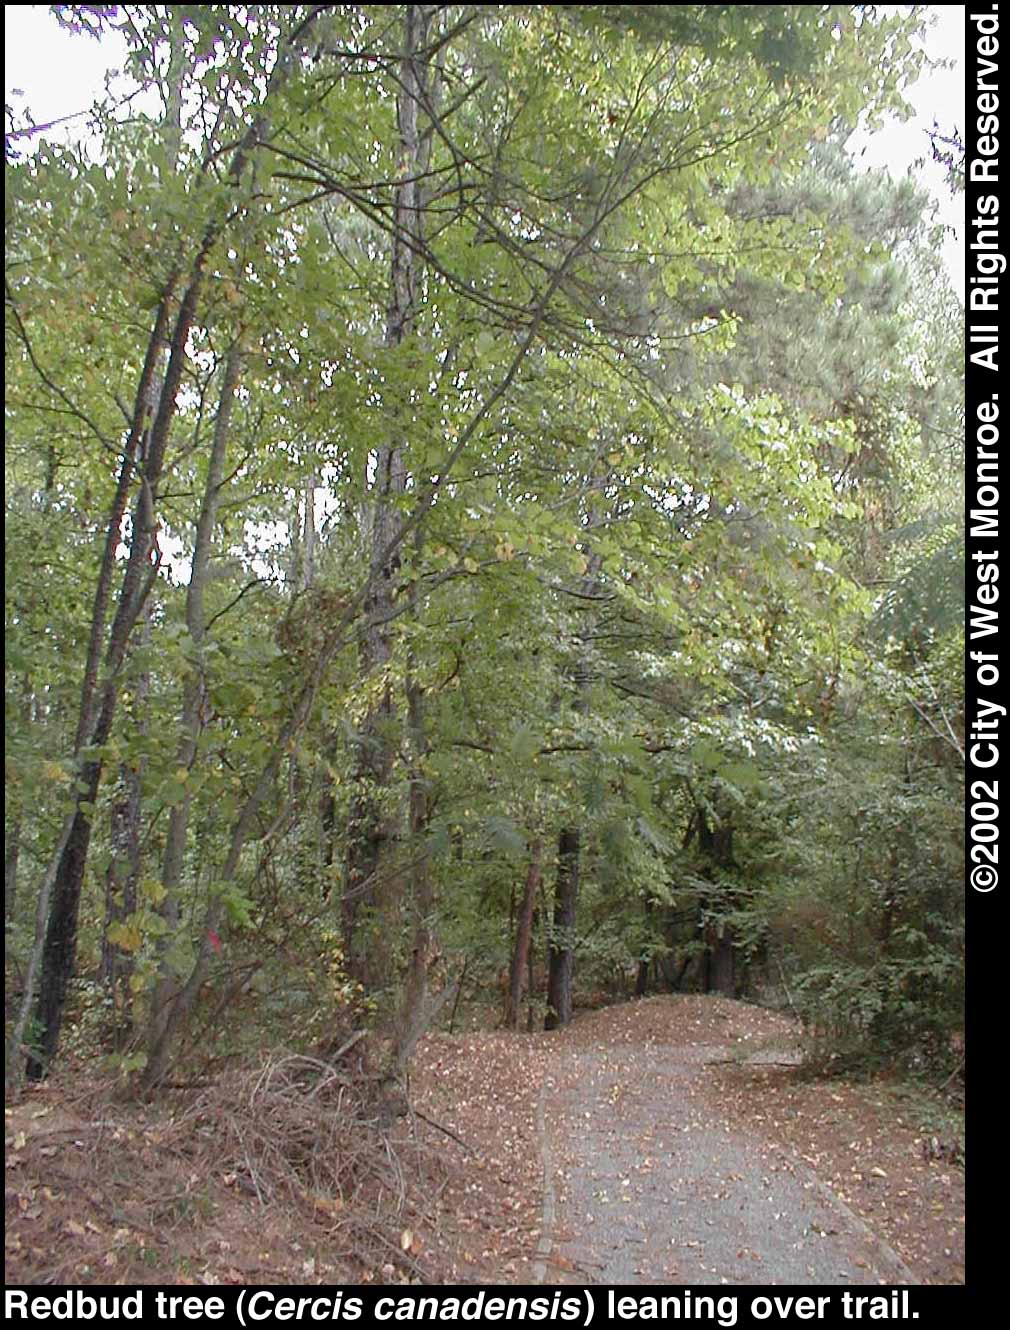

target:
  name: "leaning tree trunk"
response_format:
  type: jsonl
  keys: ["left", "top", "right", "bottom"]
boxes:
{"left": 20, "top": 7, "right": 321, "bottom": 1083}
{"left": 25, "top": 262, "right": 207, "bottom": 1080}
{"left": 6, "top": 275, "right": 177, "bottom": 1085}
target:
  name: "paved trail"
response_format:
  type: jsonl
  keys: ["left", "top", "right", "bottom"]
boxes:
{"left": 535, "top": 1031, "right": 916, "bottom": 1286}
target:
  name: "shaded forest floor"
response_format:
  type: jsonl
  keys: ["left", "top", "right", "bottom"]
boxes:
{"left": 5, "top": 996, "right": 964, "bottom": 1286}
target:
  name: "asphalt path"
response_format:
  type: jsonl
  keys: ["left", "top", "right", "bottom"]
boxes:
{"left": 534, "top": 1039, "right": 915, "bottom": 1286}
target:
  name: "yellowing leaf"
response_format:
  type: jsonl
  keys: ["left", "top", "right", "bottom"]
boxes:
{"left": 108, "top": 919, "right": 143, "bottom": 953}
{"left": 139, "top": 877, "right": 168, "bottom": 906}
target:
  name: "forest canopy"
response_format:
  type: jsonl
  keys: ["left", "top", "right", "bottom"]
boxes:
{"left": 5, "top": 4, "right": 963, "bottom": 1095}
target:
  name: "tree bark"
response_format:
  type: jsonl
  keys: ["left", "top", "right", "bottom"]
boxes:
{"left": 389, "top": 633, "right": 434, "bottom": 1074}
{"left": 22, "top": 6, "right": 331, "bottom": 1085}
{"left": 545, "top": 826, "right": 580, "bottom": 1030}
{"left": 343, "top": 3, "right": 430, "bottom": 990}
{"left": 506, "top": 839, "right": 542, "bottom": 1030}
{"left": 25, "top": 254, "right": 211, "bottom": 1080}
{"left": 634, "top": 958, "right": 650, "bottom": 998}
{"left": 544, "top": 549, "right": 602, "bottom": 1031}
{"left": 100, "top": 764, "right": 143, "bottom": 1047}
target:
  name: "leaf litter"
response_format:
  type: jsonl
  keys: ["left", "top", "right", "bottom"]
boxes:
{"left": 5, "top": 997, "right": 962, "bottom": 1286}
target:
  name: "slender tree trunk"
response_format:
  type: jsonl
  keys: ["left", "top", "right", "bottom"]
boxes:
{"left": 544, "top": 549, "right": 602, "bottom": 1030}
{"left": 300, "top": 475, "right": 318, "bottom": 592}
{"left": 634, "top": 959, "right": 649, "bottom": 998}
{"left": 101, "top": 769, "right": 143, "bottom": 978}
{"left": 5, "top": 688, "right": 34, "bottom": 925}
{"left": 319, "top": 778, "right": 338, "bottom": 897}
{"left": 7, "top": 279, "right": 175, "bottom": 1082}
{"left": 73, "top": 296, "right": 176, "bottom": 756}
{"left": 506, "top": 839, "right": 542, "bottom": 1030}
{"left": 390, "top": 629, "right": 434, "bottom": 1073}
{"left": 25, "top": 257, "right": 210, "bottom": 1081}
{"left": 545, "top": 827, "right": 580, "bottom": 1029}
{"left": 526, "top": 910, "right": 539, "bottom": 1032}
{"left": 343, "top": 3, "right": 430, "bottom": 990}
{"left": 18, "top": 7, "right": 331, "bottom": 1088}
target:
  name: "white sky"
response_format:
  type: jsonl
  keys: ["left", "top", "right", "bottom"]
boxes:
{"left": 847, "top": 3, "right": 965, "bottom": 295}
{"left": 5, "top": 2, "right": 965, "bottom": 292}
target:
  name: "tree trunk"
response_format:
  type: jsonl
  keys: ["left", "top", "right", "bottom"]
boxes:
{"left": 706, "top": 924, "right": 736, "bottom": 998}
{"left": 526, "top": 912, "right": 539, "bottom": 1032}
{"left": 543, "top": 549, "right": 601, "bottom": 1031}
{"left": 389, "top": 643, "right": 434, "bottom": 1074}
{"left": 18, "top": 6, "right": 332, "bottom": 1088}
{"left": 343, "top": 3, "right": 431, "bottom": 991}
{"left": 506, "top": 839, "right": 542, "bottom": 1030}
{"left": 25, "top": 260, "right": 209, "bottom": 1081}
{"left": 101, "top": 768, "right": 143, "bottom": 977}
{"left": 100, "top": 765, "right": 143, "bottom": 1048}
{"left": 635, "top": 958, "right": 650, "bottom": 998}
{"left": 698, "top": 806, "right": 737, "bottom": 999}
{"left": 11, "top": 275, "right": 176, "bottom": 1086}
{"left": 545, "top": 826, "right": 580, "bottom": 1030}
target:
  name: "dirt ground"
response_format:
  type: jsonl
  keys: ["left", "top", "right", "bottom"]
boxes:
{"left": 5, "top": 996, "right": 964, "bottom": 1286}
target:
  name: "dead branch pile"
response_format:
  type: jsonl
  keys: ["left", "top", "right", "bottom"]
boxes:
{"left": 175, "top": 1052, "right": 446, "bottom": 1278}
{"left": 7, "top": 1051, "right": 461, "bottom": 1285}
